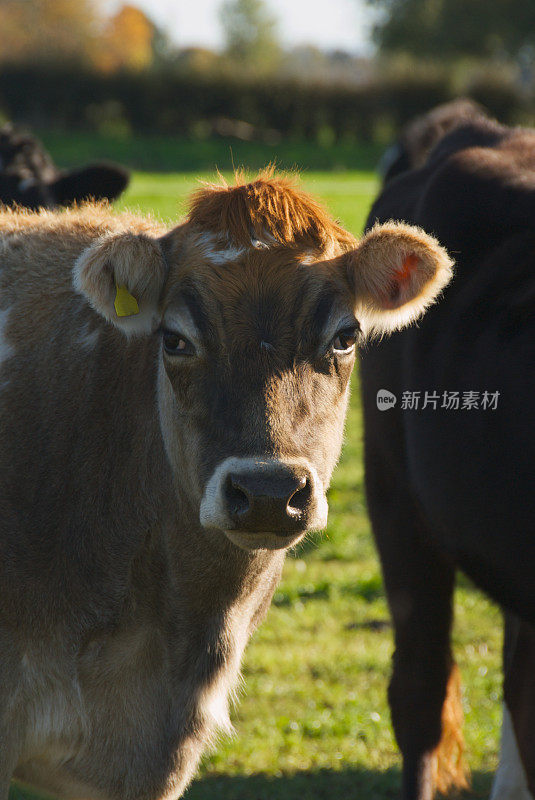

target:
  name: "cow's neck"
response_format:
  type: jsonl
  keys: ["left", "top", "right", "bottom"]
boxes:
{"left": 124, "top": 489, "right": 285, "bottom": 743}
{"left": 149, "top": 491, "right": 286, "bottom": 642}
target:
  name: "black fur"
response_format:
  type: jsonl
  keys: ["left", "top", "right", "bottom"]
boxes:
{"left": 0, "top": 123, "right": 129, "bottom": 209}
{"left": 361, "top": 107, "right": 535, "bottom": 799}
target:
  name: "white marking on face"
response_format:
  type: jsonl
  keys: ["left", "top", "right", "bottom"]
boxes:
{"left": 194, "top": 230, "right": 281, "bottom": 265}
{"left": 162, "top": 301, "right": 202, "bottom": 349}
{"left": 207, "top": 246, "right": 246, "bottom": 265}
{"left": 195, "top": 232, "right": 246, "bottom": 265}
{"left": 157, "top": 357, "right": 206, "bottom": 503}
{"left": 490, "top": 703, "right": 533, "bottom": 800}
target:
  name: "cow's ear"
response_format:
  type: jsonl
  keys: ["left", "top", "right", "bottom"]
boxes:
{"left": 73, "top": 232, "right": 167, "bottom": 335}
{"left": 51, "top": 163, "right": 130, "bottom": 206}
{"left": 345, "top": 221, "right": 453, "bottom": 334}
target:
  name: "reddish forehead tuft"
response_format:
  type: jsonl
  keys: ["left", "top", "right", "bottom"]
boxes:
{"left": 187, "top": 169, "right": 356, "bottom": 252}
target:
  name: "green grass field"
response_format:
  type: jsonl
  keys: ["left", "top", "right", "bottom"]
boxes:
{"left": 12, "top": 146, "right": 503, "bottom": 800}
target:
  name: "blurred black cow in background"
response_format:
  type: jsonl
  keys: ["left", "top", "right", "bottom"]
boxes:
{"left": 362, "top": 99, "right": 535, "bottom": 800}
{"left": 378, "top": 97, "right": 486, "bottom": 184}
{"left": 0, "top": 123, "right": 129, "bottom": 209}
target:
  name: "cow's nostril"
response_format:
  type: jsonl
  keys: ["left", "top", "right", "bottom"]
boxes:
{"left": 287, "top": 476, "right": 311, "bottom": 516}
{"left": 225, "top": 476, "right": 250, "bottom": 516}
{"left": 218, "top": 467, "right": 320, "bottom": 533}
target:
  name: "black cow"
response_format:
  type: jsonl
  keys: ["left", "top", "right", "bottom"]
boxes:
{"left": 0, "top": 123, "right": 129, "bottom": 209}
{"left": 378, "top": 97, "right": 486, "bottom": 185}
{"left": 360, "top": 105, "right": 535, "bottom": 800}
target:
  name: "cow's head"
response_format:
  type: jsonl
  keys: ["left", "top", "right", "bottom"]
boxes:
{"left": 75, "top": 173, "right": 452, "bottom": 551}
{"left": 0, "top": 123, "right": 130, "bottom": 210}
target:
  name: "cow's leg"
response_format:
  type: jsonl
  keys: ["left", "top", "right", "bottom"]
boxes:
{"left": 366, "top": 464, "right": 467, "bottom": 800}
{"left": 490, "top": 614, "right": 535, "bottom": 800}
{"left": 386, "top": 542, "right": 465, "bottom": 800}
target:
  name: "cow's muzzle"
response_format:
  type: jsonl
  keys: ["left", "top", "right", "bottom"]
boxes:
{"left": 200, "top": 457, "right": 328, "bottom": 550}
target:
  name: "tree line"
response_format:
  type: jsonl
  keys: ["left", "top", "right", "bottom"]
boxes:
{"left": 1, "top": 0, "right": 533, "bottom": 82}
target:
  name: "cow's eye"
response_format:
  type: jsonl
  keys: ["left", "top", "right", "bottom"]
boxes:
{"left": 162, "top": 329, "right": 194, "bottom": 356}
{"left": 331, "top": 325, "right": 359, "bottom": 354}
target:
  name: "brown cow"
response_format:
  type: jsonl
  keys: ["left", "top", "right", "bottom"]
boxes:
{"left": 0, "top": 172, "right": 452, "bottom": 800}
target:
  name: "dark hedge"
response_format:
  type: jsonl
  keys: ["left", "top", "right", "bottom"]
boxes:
{"left": 0, "top": 65, "right": 528, "bottom": 142}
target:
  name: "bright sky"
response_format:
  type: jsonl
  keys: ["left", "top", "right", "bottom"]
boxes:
{"left": 105, "top": 0, "right": 374, "bottom": 54}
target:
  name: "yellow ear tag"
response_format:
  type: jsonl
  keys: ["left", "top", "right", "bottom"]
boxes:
{"left": 114, "top": 283, "right": 139, "bottom": 317}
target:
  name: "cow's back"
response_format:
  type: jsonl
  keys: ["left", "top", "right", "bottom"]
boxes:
{"left": 361, "top": 121, "right": 535, "bottom": 619}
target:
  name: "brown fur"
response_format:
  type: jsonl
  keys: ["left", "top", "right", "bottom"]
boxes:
{"left": 431, "top": 664, "right": 469, "bottom": 794}
{"left": 188, "top": 168, "right": 356, "bottom": 252}
{"left": 349, "top": 221, "right": 453, "bottom": 334}
{"left": 0, "top": 172, "right": 452, "bottom": 800}
{"left": 363, "top": 106, "right": 535, "bottom": 800}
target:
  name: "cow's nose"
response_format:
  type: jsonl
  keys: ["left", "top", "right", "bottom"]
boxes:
{"left": 224, "top": 469, "right": 311, "bottom": 531}
{"left": 199, "top": 457, "right": 329, "bottom": 547}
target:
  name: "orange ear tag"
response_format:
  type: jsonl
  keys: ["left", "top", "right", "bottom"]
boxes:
{"left": 114, "top": 283, "right": 139, "bottom": 317}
